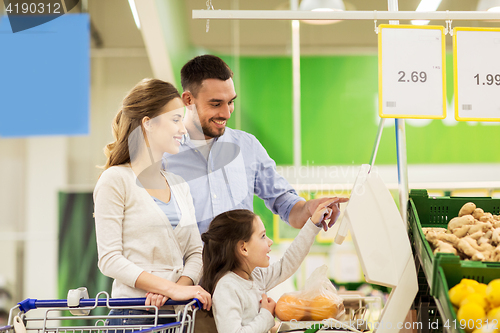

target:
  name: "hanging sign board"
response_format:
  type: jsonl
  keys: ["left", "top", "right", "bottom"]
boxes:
{"left": 454, "top": 27, "right": 500, "bottom": 122}
{"left": 378, "top": 24, "right": 446, "bottom": 119}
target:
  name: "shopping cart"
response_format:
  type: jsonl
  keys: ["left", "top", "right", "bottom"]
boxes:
{"left": 1, "top": 291, "right": 200, "bottom": 333}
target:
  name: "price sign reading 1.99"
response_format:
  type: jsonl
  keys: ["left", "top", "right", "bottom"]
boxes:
{"left": 454, "top": 27, "right": 500, "bottom": 122}
{"left": 378, "top": 25, "right": 447, "bottom": 119}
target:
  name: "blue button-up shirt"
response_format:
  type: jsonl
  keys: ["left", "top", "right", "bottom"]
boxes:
{"left": 164, "top": 127, "right": 305, "bottom": 234}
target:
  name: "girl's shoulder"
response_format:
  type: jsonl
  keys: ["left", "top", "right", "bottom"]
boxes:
{"left": 214, "top": 272, "right": 242, "bottom": 292}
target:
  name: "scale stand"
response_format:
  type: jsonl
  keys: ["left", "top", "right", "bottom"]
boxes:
{"left": 335, "top": 164, "right": 418, "bottom": 333}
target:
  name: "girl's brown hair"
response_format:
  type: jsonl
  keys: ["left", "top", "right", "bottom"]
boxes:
{"left": 103, "top": 78, "right": 181, "bottom": 169}
{"left": 201, "top": 209, "right": 256, "bottom": 296}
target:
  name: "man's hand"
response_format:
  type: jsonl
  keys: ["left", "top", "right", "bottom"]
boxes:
{"left": 289, "top": 197, "right": 349, "bottom": 230}
{"left": 306, "top": 197, "right": 349, "bottom": 231}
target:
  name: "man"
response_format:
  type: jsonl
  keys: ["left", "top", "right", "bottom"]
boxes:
{"left": 165, "top": 54, "right": 348, "bottom": 234}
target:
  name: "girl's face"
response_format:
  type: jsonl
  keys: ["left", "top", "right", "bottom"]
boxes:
{"left": 146, "top": 97, "right": 187, "bottom": 155}
{"left": 243, "top": 216, "right": 274, "bottom": 269}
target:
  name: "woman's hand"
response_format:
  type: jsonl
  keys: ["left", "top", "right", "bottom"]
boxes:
{"left": 136, "top": 272, "right": 212, "bottom": 310}
{"left": 145, "top": 292, "right": 169, "bottom": 307}
{"left": 168, "top": 284, "right": 212, "bottom": 311}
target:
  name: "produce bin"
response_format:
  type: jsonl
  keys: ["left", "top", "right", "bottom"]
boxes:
{"left": 408, "top": 189, "right": 500, "bottom": 296}
{"left": 433, "top": 256, "right": 500, "bottom": 333}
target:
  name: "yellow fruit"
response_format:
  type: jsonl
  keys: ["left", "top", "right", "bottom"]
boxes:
{"left": 450, "top": 283, "right": 476, "bottom": 307}
{"left": 309, "top": 295, "right": 340, "bottom": 321}
{"left": 486, "top": 280, "right": 500, "bottom": 308}
{"left": 474, "top": 284, "right": 488, "bottom": 296}
{"left": 461, "top": 293, "right": 489, "bottom": 310}
{"left": 487, "top": 307, "right": 500, "bottom": 330}
{"left": 471, "top": 328, "right": 498, "bottom": 333}
{"left": 275, "top": 294, "right": 310, "bottom": 321}
{"left": 457, "top": 302, "right": 486, "bottom": 333}
{"left": 463, "top": 279, "right": 481, "bottom": 288}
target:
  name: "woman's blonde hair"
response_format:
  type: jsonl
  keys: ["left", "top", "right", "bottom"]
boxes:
{"left": 103, "top": 78, "right": 181, "bottom": 169}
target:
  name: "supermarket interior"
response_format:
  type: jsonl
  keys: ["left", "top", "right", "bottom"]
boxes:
{"left": 1, "top": 0, "right": 500, "bottom": 332}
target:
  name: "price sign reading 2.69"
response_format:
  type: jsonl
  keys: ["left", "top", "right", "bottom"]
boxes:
{"left": 378, "top": 25, "right": 447, "bottom": 119}
{"left": 398, "top": 71, "right": 427, "bottom": 83}
{"left": 454, "top": 27, "right": 500, "bottom": 122}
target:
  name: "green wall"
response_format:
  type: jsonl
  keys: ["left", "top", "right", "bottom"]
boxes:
{"left": 221, "top": 54, "right": 500, "bottom": 166}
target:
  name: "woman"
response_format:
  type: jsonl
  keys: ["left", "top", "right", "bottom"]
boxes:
{"left": 93, "top": 78, "right": 211, "bottom": 326}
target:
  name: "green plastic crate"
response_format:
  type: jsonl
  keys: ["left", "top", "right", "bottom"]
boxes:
{"left": 408, "top": 189, "right": 500, "bottom": 296}
{"left": 433, "top": 256, "right": 500, "bottom": 333}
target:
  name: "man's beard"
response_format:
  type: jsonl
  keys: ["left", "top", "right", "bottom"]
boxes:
{"left": 200, "top": 119, "right": 225, "bottom": 139}
{"left": 191, "top": 103, "right": 226, "bottom": 139}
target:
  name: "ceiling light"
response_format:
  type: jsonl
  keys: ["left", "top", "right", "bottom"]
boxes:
{"left": 477, "top": 0, "right": 500, "bottom": 11}
{"left": 411, "top": 0, "right": 443, "bottom": 26}
{"left": 299, "top": 0, "right": 345, "bottom": 25}
{"left": 128, "top": 0, "right": 141, "bottom": 30}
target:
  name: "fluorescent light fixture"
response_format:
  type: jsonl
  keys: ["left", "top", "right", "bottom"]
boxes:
{"left": 411, "top": 0, "right": 442, "bottom": 26}
{"left": 477, "top": 0, "right": 500, "bottom": 11}
{"left": 299, "top": 0, "right": 345, "bottom": 25}
{"left": 128, "top": 0, "right": 141, "bottom": 30}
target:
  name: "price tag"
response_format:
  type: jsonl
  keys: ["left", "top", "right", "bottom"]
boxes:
{"left": 454, "top": 27, "right": 500, "bottom": 122}
{"left": 378, "top": 25, "right": 446, "bottom": 119}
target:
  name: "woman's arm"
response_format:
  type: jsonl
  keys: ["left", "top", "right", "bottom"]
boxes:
{"left": 135, "top": 272, "right": 211, "bottom": 309}
{"left": 95, "top": 169, "right": 210, "bottom": 309}
{"left": 176, "top": 276, "right": 194, "bottom": 286}
{"left": 94, "top": 169, "right": 144, "bottom": 288}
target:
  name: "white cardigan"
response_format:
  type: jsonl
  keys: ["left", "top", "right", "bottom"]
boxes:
{"left": 93, "top": 165, "right": 203, "bottom": 298}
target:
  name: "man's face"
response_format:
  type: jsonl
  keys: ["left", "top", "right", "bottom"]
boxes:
{"left": 189, "top": 78, "right": 237, "bottom": 139}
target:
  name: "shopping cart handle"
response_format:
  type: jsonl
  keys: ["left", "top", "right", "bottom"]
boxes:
{"left": 18, "top": 297, "right": 202, "bottom": 313}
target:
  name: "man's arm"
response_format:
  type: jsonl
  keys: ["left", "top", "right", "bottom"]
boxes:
{"left": 289, "top": 197, "right": 349, "bottom": 230}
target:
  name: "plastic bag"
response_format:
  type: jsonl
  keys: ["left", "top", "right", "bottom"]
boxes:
{"left": 275, "top": 265, "right": 345, "bottom": 322}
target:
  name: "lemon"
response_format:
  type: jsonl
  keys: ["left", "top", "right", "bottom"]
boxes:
{"left": 487, "top": 307, "right": 500, "bottom": 330}
{"left": 487, "top": 307, "right": 500, "bottom": 320}
{"left": 457, "top": 302, "right": 486, "bottom": 333}
{"left": 461, "top": 293, "right": 489, "bottom": 310}
{"left": 463, "top": 279, "right": 481, "bottom": 288}
{"left": 450, "top": 283, "right": 476, "bottom": 307}
{"left": 471, "top": 328, "right": 498, "bottom": 333}
{"left": 486, "top": 280, "right": 500, "bottom": 308}
{"left": 474, "top": 284, "right": 489, "bottom": 296}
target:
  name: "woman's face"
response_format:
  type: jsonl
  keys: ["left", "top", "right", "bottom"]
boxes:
{"left": 146, "top": 97, "right": 187, "bottom": 156}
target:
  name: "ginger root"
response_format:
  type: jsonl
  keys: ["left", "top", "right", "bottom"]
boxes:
{"left": 459, "top": 202, "right": 476, "bottom": 217}
{"left": 453, "top": 225, "right": 472, "bottom": 238}
{"left": 480, "top": 213, "right": 494, "bottom": 223}
{"left": 433, "top": 240, "right": 458, "bottom": 255}
{"left": 448, "top": 215, "right": 475, "bottom": 232}
{"left": 492, "top": 228, "right": 500, "bottom": 246}
{"left": 468, "top": 222, "right": 492, "bottom": 235}
{"left": 424, "top": 202, "right": 500, "bottom": 262}
{"left": 473, "top": 208, "right": 485, "bottom": 220}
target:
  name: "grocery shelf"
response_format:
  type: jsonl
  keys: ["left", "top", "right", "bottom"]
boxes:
{"left": 409, "top": 189, "right": 500, "bottom": 333}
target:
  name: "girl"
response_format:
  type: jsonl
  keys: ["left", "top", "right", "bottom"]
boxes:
{"left": 201, "top": 198, "right": 343, "bottom": 333}
{"left": 93, "top": 78, "right": 211, "bottom": 326}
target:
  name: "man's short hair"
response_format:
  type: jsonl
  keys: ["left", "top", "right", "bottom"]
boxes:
{"left": 181, "top": 55, "right": 233, "bottom": 96}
